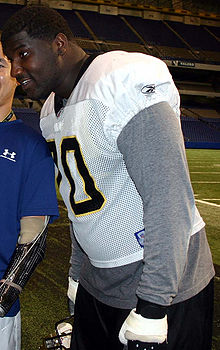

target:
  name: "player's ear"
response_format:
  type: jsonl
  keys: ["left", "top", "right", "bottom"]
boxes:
{"left": 54, "top": 33, "right": 68, "bottom": 56}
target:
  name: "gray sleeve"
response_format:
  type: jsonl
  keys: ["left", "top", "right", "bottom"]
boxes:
{"left": 117, "top": 101, "right": 195, "bottom": 306}
{"left": 69, "top": 222, "right": 86, "bottom": 281}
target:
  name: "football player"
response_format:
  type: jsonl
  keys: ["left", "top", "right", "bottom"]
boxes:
{"left": 1, "top": 6, "right": 215, "bottom": 350}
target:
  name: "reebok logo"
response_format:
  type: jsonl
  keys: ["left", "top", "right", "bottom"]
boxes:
{"left": 0, "top": 149, "right": 17, "bottom": 162}
{"left": 141, "top": 85, "right": 155, "bottom": 94}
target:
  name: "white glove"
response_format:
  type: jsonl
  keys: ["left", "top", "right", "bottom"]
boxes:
{"left": 67, "top": 276, "right": 79, "bottom": 304}
{"left": 119, "top": 309, "right": 167, "bottom": 345}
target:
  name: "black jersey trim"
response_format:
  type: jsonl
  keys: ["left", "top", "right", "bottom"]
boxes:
{"left": 54, "top": 53, "right": 100, "bottom": 116}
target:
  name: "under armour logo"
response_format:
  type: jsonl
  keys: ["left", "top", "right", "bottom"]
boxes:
{"left": 0, "top": 149, "right": 17, "bottom": 162}
{"left": 141, "top": 85, "right": 155, "bottom": 94}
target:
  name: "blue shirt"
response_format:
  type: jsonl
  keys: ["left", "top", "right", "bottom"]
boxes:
{"left": 0, "top": 119, "right": 59, "bottom": 317}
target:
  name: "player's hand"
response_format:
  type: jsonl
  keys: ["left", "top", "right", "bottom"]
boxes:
{"left": 67, "top": 276, "right": 79, "bottom": 315}
{"left": 119, "top": 309, "right": 167, "bottom": 345}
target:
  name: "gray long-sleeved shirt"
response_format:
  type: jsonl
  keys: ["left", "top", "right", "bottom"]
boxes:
{"left": 69, "top": 102, "right": 214, "bottom": 308}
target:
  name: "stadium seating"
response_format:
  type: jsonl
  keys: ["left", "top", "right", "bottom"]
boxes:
{"left": 59, "top": 9, "right": 93, "bottom": 39}
{"left": 181, "top": 114, "right": 220, "bottom": 148}
{"left": 0, "top": 3, "right": 219, "bottom": 63}
{"left": 77, "top": 10, "right": 141, "bottom": 43}
{"left": 0, "top": 2, "right": 219, "bottom": 148}
{"left": 166, "top": 21, "right": 219, "bottom": 52}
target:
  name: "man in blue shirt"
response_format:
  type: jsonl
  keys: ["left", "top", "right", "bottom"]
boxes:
{"left": 0, "top": 41, "right": 59, "bottom": 350}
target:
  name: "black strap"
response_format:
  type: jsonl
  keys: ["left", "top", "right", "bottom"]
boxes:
{"left": 55, "top": 53, "right": 100, "bottom": 116}
{"left": 1, "top": 110, "right": 14, "bottom": 123}
{"left": 73, "top": 53, "right": 99, "bottom": 90}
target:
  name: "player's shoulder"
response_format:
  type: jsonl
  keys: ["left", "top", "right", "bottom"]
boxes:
{"left": 84, "top": 51, "right": 169, "bottom": 92}
{"left": 93, "top": 50, "right": 164, "bottom": 66}
{"left": 90, "top": 51, "right": 166, "bottom": 75}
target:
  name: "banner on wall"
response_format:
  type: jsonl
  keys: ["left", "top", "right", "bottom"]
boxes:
{"left": 48, "top": 1, "right": 73, "bottom": 10}
{"left": 143, "top": 10, "right": 162, "bottom": 20}
{"left": 172, "top": 60, "right": 195, "bottom": 67}
{"left": 99, "top": 5, "right": 118, "bottom": 15}
{"left": 184, "top": 15, "right": 201, "bottom": 25}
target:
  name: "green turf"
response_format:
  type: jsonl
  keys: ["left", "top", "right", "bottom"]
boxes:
{"left": 20, "top": 202, "right": 71, "bottom": 349}
{"left": 19, "top": 148, "right": 220, "bottom": 349}
{"left": 186, "top": 150, "right": 220, "bottom": 267}
{"left": 186, "top": 149, "right": 220, "bottom": 350}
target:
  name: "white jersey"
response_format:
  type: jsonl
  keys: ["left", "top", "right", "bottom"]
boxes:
{"left": 40, "top": 51, "right": 204, "bottom": 268}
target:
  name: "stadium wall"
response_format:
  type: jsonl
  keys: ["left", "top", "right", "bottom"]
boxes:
{"left": 185, "top": 141, "right": 220, "bottom": 149}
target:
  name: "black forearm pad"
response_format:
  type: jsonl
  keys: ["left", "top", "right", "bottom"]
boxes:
{"left": 136, "top": 298, "right": 167, "bottom": 319}
{"left": 0, "top": 227, "right": 48, "bottom": 317}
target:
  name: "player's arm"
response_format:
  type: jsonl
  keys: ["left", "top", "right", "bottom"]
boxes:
{"left": 0, "top": 216, "right": 48, "bottom": 317}
{"left": 117, "top": 101, "right": 194, "bottom": 346}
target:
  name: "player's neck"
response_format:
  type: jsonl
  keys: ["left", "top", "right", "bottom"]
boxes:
{"left": 55, "top": 49, "right": 89, "bottom": 99}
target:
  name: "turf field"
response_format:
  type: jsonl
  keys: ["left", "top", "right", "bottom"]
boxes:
{"left": 20, "top": 148, "right": 220, "bottom": 350}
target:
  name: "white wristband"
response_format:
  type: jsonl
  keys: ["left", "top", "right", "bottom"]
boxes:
{"left": 67, "top": 277, "right": 79, "bottom": 303}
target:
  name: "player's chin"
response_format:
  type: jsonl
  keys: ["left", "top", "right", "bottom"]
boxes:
{"left": 24, "top": 87, "right": 49, "bottom": 101}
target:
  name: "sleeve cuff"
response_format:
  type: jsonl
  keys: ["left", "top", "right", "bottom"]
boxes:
{"left": 136, "top": 298, "right": 167, "bottom": 319}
